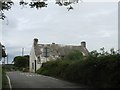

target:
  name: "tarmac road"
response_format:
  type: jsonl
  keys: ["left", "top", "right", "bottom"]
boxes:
{"left": 6, "top": 71, "right": 85, "bottom": 89}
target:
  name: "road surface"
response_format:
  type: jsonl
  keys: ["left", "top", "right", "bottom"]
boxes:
{"left": 6, "top": 71, "right": 85, "bottom": 88}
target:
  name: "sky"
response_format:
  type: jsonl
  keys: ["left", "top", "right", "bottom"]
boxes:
{"left": 0, "top": 0, "right": 118, "bottom": 63}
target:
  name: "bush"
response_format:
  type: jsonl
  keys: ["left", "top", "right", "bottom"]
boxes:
{"left": 37, "top": 51, "right": 120, "bottom": 88}
{"left": 64, "top": 50, "right": 84, "bottom": 60}
{"left": 13, "top": 55, "right": 29, "bottom": 71}
{"left": 37, "top": 60, "right": 71, "bottom": 78}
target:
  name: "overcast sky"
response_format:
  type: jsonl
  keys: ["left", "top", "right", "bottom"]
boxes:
{"left": 0, "top": 0, "right": 118, "bottom": 63}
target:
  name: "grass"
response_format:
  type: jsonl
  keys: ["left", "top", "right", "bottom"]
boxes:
{"left": 2, "top": 65, "right": 9, "bottom": 89}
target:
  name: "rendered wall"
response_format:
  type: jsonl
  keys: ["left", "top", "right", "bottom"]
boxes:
{"left": 30, "top": 44, "right": 42, "bottom": 72}
{"left": 29, "top": 44, "right": 36, "bottom": 72}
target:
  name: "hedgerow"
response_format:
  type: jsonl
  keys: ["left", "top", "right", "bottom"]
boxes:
{"left": 37, "top": 50, "right": 120, "bottom": 88}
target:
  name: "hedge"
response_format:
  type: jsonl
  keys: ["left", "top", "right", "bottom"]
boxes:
{"left": 37, "top": 52, "right": 120, "bottom": 88}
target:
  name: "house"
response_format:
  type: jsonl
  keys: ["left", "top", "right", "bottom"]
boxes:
{"left": 29, "top": 38, "right": 89, "bottom": 72}
{"left": 0, "top": 43, "right": 7, "bottom": 59}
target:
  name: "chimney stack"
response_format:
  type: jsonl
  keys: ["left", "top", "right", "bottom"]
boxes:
{"left": 34, "top": 38, "right": 38, "bottom": 45}
{"left": 81, "top": 41, "right": 86, "bottom": 48}
{"left": 52, "top": 42, "right": 55, "bottom": 44}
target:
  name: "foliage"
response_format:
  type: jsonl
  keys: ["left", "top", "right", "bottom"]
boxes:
{"left": 37, "top": 60, "right": 71, "bottom": 78}
{"left": 0, "top": 0, "right": 14, "bottom": 20}
{"left": 29, "top": 1, "right": 47, "bottom": 9}
{"left": 63, "top": 50, "right": 84, "bottom": 60}
{"left": 1, "top": 1, "right": 14, "bottom": 11}
{"left": 37, "top": 49, "right": 120, "bottom": 88}
{"left": 2, "top": 64, "right": 15, "bottom": 71}
{"left": 0, "top": 0, "right": 82, "bottom": 20}
{"left": 13, "top": 55, "right": 29, "bottom": 71}
{"left": 55, "top": 0, "right": 79, "bottom": 6}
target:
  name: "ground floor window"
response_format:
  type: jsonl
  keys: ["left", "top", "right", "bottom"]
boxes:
{"left": 32, "top": 62, "right": 34, "bottom": 69}
{"left": 37, "top": 56, "right": 41, "bottom": 64}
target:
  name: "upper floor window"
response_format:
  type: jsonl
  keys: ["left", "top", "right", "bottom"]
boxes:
{"left": 42, "top": 47, "right": 50, "bottom": 57}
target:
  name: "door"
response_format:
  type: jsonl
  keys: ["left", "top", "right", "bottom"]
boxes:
{"left": 34, "top": 60, "right": 36, "bottom": 73}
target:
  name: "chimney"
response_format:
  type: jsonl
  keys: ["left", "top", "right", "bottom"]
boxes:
{"left": 81, "top": 41, "right": 86, "bottom": 48}
{"left": 34, "top": 38, "right": 38, "bottom": 45}
{"left": 52, "top": 42, "right": 55, "bottom": 44}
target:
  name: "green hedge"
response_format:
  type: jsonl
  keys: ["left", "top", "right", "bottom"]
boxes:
{"left": 37, "top": 53, "right": 120, "bottom": 88}
{"left": 37, "top": 60, "right": 71, "bottom": 78}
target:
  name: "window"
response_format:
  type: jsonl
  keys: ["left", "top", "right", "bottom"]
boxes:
{"left": 38, "top": 56, "right": 41, "bottom": 64}
{"left": 32, "top": 63, "right": 34, "bottom": 69}
{"left": 43, "top": 47, "right": 50, "bottom": 57}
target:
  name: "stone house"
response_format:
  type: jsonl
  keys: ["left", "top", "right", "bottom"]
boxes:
{"left": 29, "top": 38, "right": 89, "bottom": 72}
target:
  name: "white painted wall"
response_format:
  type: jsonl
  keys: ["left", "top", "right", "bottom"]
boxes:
{"left": 30, "top": 44, "right": 36, "bottom": 72}
{"left": 30, "top": 44, "right": 43, "bottom": 72}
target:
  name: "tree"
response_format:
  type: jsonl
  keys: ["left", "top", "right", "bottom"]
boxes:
{"left": 110, "top": 48, "right": 116, "bottom": 55}
{"left": 100, "top": 47, "right": 105, "bottom": 55}
{"left": 13, "top": 55, "right": 29, "bottom": 70}
{"left": 89, "top": 50, "right": 100, "bottom": 57}
{"left": 0, "top": 0, "right": 14, "bottom": 20}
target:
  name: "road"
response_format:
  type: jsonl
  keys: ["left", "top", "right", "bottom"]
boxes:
{"left": 6, "top": 71, "right": 85, "bottom": 89}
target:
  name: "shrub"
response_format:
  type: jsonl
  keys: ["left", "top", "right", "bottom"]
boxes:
{"left": 64, "top": 50, "right": 84, "bottom": 60}
{"left": 37, "top": 51, "right": 120, "bottom": 88}
{"left": 13, "top": 55, "right": 29, "bottom": 71}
